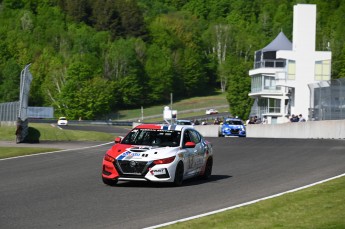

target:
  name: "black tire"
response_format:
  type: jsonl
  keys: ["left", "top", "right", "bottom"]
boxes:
{"left": 173, "top": 161, "right": 184, "bottom": 186}
{"left": 102, "top": 177, "right": 118, "bottom": 186}
{"left": 200, "top": 158, "right": 213, "bottom": 180}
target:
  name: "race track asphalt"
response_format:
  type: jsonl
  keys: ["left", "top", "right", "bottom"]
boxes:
{"left": 1, "top": 126, "right": 345, "bottom": 229}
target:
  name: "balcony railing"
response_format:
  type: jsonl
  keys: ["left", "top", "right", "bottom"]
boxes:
{"left": 254, "top": 59, "right": 286, "bottom": 69}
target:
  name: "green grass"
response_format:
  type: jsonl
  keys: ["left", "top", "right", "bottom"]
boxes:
{"left": 0, "top": 125, "right": 18, "bottom": 141}
{"left": 164, "top": 176, "right": 345, "bottom": 229}
{"left": 114, "top": 92, "right": 228, "bottom": 121}
{"left": 0, "top": 147, "right": 61, "bottom": 159}
{"left": 0, "top": 123, "right": 115, "bottom": 159}
{"left": 0, "top": 123, "right": 115, "bottom": 142}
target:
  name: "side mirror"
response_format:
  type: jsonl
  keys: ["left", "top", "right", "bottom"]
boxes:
{"left": 184, "top": 141, "right": 196, "bottom": 148}
{"left": 114, "top": 137, "right": 122, "bottom": 143}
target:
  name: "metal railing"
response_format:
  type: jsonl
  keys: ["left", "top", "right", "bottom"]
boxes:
{"left": 308, "top": 78, "right": 345, "bottom": 120}
{"left": 0, "top": 64, "right": 33, "bottom": 143}
{"left": 254, "top": 59, "right": 286, "bottom": 69}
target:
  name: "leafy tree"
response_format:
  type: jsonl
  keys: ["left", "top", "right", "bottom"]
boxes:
{"left": 58, "top": 0, "right": 91, "bottom": 23}
{"left": 90, "top": 0, "right": 121, "bottom": 38}
{"left": 178, "top": 47, "right": 207, "bottom": 96}
{"left": 145, "top": 44, "right": 174, "bottom": 103}
{"left": 1, "top": 0, "right": 345, "bottom": 120}
{"left": 73, "top": 77, "right": 115, "bottom": 119}
{"left": 182, "top": 0, "right": 231, "bottom": 21}
{"left": 0, "top": 59, "right": 21, "bottom": 102}
{"left": 226, "top": 59, "right": 253, "bottom": 120}
{"left": 3, "top": 0, "right": 25, "bottom": 9}
{"left": 137, "top": 0, "right": 175, "bottom": 19}
{"left": 104, "top": 38, "right": 137, "bottom": 80}
{"left": 114, "top": 0, "right": 147, "bottom": 39}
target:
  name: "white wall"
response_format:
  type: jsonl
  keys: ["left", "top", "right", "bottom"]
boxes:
{"left": 246, "top": 121, "right": 345, "bottom": 139}
{"left": 132, "top": 121, "right": 345, "bottom": 139}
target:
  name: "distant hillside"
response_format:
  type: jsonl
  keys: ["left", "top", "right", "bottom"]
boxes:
{"left": 1, "top": 1, "right": 345, "bottom": 121}
{"left": 113, "top": 93, "right": 228, "bottom": 121}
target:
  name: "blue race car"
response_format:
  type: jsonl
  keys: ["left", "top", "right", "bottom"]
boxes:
{"left": 220, "top": 118, "right": 246, "bottom": 137}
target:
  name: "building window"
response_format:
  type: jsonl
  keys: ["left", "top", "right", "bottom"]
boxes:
{"left": 251, "top": 75, "right": 262, "bottom": 93}
{"left": 287, "top": 60, "right": 295, "bottom": 80}
{"left": 264, "top": 76, "right": 276, "bottom": 90}
{"left": 258, "top": 98, "right": 281, "bottom": 114}
{"left": 315, "top": 60, "right": 331, "bottom": 81}
{"left": 269, "top": 98, "right": 281, "bottom": 113}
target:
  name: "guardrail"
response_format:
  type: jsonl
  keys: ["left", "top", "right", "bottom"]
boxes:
{"left": 30, "top": 118, "right": 345, "bottom": 139}
{"left": 28, "top": 119, "right": 133, "bottom": 127}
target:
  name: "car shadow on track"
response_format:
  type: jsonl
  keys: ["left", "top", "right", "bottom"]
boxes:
{"left": 103, "top": 175, "right": 232, "bottom": 188}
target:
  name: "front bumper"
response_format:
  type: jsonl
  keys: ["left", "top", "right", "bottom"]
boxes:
{"left": 221, "top": 129, "right": 246, "bottom": 137}
{"left": 102, "top": 159, "right": 177, "bottom": 183}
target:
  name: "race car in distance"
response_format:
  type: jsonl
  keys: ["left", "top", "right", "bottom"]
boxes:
{"left": 220, "top": 118, "right": 246, "bottom": 137}
{"left": 176, "top": 119, "right": 194, "bottom": 128}
{"left": 102, "top": 124, "right": 213, "bottom": 186}
{"left": 205, "top": 108, "right": 218, "bottom": 115}
{"left": 57, "top": 117, "right": 68, "bottom": 126}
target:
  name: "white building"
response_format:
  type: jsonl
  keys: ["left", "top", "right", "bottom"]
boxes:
{"left": 248, "top": 4, "right": 332, "bottom": 124}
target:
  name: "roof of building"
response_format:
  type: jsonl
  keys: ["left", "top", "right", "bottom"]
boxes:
{"left": 261, "top": 31, "right": 292, "bottom": 51}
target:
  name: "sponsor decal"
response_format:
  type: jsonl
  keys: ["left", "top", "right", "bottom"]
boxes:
{"left": 117, "top": 151, "right": 141, "bottom": 160}
{"left": 150, "top": 168, "right": 166, "bottom": 175}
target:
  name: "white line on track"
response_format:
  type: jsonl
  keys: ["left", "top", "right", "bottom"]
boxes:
{"left": 0, "top": 142, "right": 114, "bottom": 161}
{"left": 144, "top": 172, "right": 345, "bottom": 229}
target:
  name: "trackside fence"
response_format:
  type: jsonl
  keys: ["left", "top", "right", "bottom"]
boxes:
{"left": 0, "top": 64, "right": 33, "bottom": 143}
{"left": 309, "top": 78, "right": 345, "bottom": 120}
{"left": 0, "top": 101, "right": 19, "bottom": 124}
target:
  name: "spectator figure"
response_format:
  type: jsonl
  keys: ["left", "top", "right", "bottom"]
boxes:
{"left": 289, "top": 114, "right": 294, "bottom": 122}
{"left": 255, "top": 117, "right": 262, "bottom": 124}
{"left": 262, "top": 116, "right": 268, "bottom": 124}
{"left": 298, "top": 114, "right": 306, "bottom": 122}
{"left": 290, "top": 114, "right": 299, "bottom": 122}
{"left": 248, "top": 116, "right": 256, "bottom": 124}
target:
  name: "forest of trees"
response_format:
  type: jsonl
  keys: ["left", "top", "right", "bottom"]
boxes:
{"left": 1, "top": 0, "right": 345, "bottom": 120}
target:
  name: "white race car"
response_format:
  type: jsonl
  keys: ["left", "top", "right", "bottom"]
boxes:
{"left": 205, "top": 108, "right": 218, "bottom": 115}
{"left": 102, "top": 124, "right": 213, "bottom": 186}
{"left": 57, "top": 117, "right": 68, "bottom": 126}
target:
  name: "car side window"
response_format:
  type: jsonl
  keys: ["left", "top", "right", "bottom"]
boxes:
{"left": 183, "top": 130, "right": 192, "bottom": 145}
{"left": 189, "top": 130, "right": 201, "bottom": 144}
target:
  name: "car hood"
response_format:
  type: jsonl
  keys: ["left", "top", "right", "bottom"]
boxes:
{"left": 107, "top": 144, "right": 179, "bottom": 161}
{"left": 222, "top": 124, "right": 244, "bottom": 128}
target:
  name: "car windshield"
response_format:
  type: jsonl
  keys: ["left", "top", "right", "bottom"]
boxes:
{"left": 121, "top": 129, "right": 181, "bottom": 147}
{"left": 176, "top": 121, "right": 192, "bottom": 125}
{"left": 59, "top": 118, "right": 66, "bottom": 120}
{"left": 225, "top": 120, "right": 243, "bottom": 125}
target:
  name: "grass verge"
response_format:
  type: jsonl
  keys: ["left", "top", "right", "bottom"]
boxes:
{"left": 0, "top": 123, "right": 115, "bottom": 142}
{"left": 0, "top": 123, "right": 115, "bottom": 159}
{"left": 114, "top": 93, "right": 228, "bottom": 120}
{"left": 0, "top": 147, "right": 61, "bottom": 159}
{"left": 163, "top": 175, "right": 345, "bottom": 229}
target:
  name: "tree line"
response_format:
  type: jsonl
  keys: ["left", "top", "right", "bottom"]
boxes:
{"left": 1, "top": 0, "right": 345, "bottom": 120}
